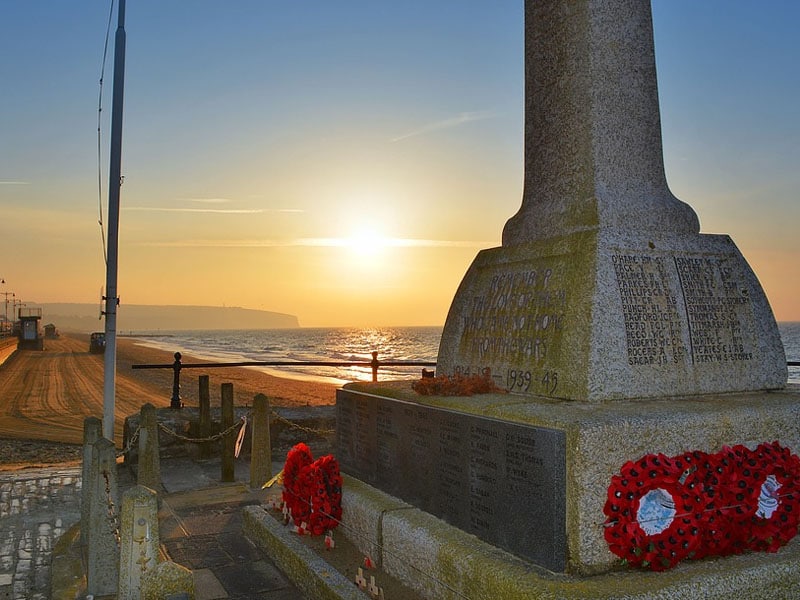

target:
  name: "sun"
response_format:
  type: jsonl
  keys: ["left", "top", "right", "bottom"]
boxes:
{"left": 342, "top": 224, "right": 390, "bottom": 268}
{"left": 346, "top": 228, "right": 385, "bottom": 254}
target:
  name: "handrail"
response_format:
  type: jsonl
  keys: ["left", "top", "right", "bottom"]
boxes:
{"left": 133, "top": 350, "right": 436, "bottom": 409}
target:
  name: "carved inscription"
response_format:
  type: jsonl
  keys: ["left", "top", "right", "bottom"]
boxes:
{"left": 435, "top": 417, "right": 467, "bottom": 521}
{"left": 375, "top": 402, "right": 398, "bottom": 479}
{"left": 674, "top": 256, "right": 754, "bottom": 364}
{"left": 612, "top": 254, "right": 685, "bottom": 366}
{"left": 336, "top": 401, "right": 355, "bottom": 466}
{"left": 336, "top": 389, "right": 567, "bottom": 571}
{"left": 613, "top": 252, "right": 757, "bottom": 369}
{"left": 457, "top": 267, "right": 566, "bottom": 395}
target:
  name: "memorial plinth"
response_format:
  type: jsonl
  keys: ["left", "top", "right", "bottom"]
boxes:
{"left": 338, "top": 382, "right": 800, "bottom": 574}
{"left": 437, "top": 229, "right": 786, "bottom": 401}
{"left": 334, "top": 0, "right": 798, "bottom": 595}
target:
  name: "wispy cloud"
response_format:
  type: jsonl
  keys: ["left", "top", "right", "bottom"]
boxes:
{"left": 124, "top": 207, "right": 265, "bottom": 214}
{"left": 139, "top": 237, "right": 495, "bottom": 248}
{"left": 391, "top": 110, "right": 497, "bottom": 142}
{"left": 123, "top": 206, "right": 305, "bottom": 215}
{"left": 0, "top": 180, "right": 30, "bottom": 185}
{"left": 186, "top": 197, "right": 234, "bottom": 204}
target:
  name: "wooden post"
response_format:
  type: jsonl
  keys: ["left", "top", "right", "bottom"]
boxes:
{"left": 137, "top": 403, "right": 161, "bottom": 491}
{"left": 198, "top": 374, "right": 212, "bottom": 458}
{"left": 250, "top": 393, "right": 272, "bottom": 488}
{"left": 220, "top": 382, "right": 235, "bottom": 482}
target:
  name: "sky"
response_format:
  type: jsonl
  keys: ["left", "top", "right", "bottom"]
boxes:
{"left": 1, "top": 1, "right": 798, "bottom": 328}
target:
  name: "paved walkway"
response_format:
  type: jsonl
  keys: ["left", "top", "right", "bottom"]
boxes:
{"left": 0, "top": 458, "right": 307, "bottom": 600}
{"left": 0, "top": 466, "right": 82, "bottom": 600}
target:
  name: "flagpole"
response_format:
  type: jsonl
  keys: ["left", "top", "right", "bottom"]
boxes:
{"left": 103, "top": 0, "right": 126, "bottom": 441}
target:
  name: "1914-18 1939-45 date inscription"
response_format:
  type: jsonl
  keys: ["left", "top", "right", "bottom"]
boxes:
{"left": 455, "top": 267, "right": 566, "bottom": 396}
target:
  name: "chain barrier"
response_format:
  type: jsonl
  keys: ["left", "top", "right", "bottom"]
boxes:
{"left": 155, "top": 414, "right": 249, "bottom": 444}
{"left": 136, "top": 410, "right": 334, "bottom": 449}
{"left": 115, "top": 424, "right": 140, "bottom": 459}
{"left": 269, "top": 410, "right": 335, "bottom": 436}
{"left": 102, "top": 468, "right": 121, "bottom": 548}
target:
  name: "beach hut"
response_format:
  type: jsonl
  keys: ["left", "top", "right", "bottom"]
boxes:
{"left": 18, "top": 307, "right": 44, "bottom": 350}
{"left": 44, "top": 323, "right": 59, "bottom": 339}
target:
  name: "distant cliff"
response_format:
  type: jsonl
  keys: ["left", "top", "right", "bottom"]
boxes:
{"left": 35, "top": 303, "right": 299, "bottom": 332}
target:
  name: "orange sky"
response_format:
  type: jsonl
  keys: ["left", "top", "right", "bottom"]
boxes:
{"left": 1, "top": 2, "right": 798, "bottom": 327}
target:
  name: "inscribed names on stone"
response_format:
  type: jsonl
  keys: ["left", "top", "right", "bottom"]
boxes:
{"left": 612, "top": 252, "right": 756, "bottom": 368}
{"left": 336, "top": 389, "right": 567, "bottom": 571}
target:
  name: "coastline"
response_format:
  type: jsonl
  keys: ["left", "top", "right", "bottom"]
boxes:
{"left": 115, "top": 335, "right": 339, "bottom": 408}
{"left": 0, "top": 333, "right": 338, "bottom": 469}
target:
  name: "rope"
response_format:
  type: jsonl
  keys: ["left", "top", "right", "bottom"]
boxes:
{"left": 96, "top": 0, "right": 115, "bottom": 265}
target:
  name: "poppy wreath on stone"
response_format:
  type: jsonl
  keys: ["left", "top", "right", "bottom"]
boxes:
{"left": 603, "top": 452, "right": 704, "bottom": 571}
{"left": 282, "top": 443, "right": 343, "bottom": 535}
{"left": 720, "top": 442, "right": 800, "bottom": 553}
{"left": 683, "top": 450, "right": 742, "bottom": 559}
{"left": 282, "top": 442, "right": 314, "bottom": 525}
{"left": 605, "top": 442, "right": 800, "bottom": 570}
{"left": 304, "top": 454, "right": 343, "bottom": 536}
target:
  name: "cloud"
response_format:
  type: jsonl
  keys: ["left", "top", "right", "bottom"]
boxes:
{"left": 186, "top": 198, "right": 233, "bottom": 204}
{"left": 0, "top": 180, "right": 30, "bottom": 185}
{"left": 123, "top": 206, "right": 304, "bottom": 214}
{"left": 391, "top": 110, "right": 498, "bottom": 142}
{"left": 138, "top": 237, "right": 494, "bottom": 248}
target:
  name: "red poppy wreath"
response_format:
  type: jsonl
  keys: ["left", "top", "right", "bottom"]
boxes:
{"left": 603, "top": 452, "right": 705, "bottom": 571}
{"left": 604, "top": 442, "right": 800, "bottom": 571}
{"left": 719, "top": 442, "right": 800, "bottom": 553}
{"left": 282, "top": 443, "right": 343, "bottom": 535}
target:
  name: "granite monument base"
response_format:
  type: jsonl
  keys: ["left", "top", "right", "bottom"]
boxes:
{"left": 437, "top": 230, "right": 786, "bottom": 402}
{"left": 337, "top": 382, "right": 800, "bottom": 575}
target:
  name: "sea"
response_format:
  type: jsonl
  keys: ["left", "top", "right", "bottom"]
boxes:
{"left": 128, "top": 322, "right": 800, "bottom": 387}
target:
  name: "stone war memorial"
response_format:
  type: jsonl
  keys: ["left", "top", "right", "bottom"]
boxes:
{"left": 336, "top": 1, "right": 800, "bottom": 598}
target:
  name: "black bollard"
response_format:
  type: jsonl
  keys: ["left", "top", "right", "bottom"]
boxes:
{"left": 371, "top": 351, "right": 379, "bottom": 382}
{"left": 170, "top": 352, "right": 182, "bottom": 409}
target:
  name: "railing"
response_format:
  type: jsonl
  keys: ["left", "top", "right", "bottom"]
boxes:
{"left": 132, "top": 350, "right": 437, "bottom": 409}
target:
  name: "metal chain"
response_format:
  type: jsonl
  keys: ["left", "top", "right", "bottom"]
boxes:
{"left": 156, "top": 414, "right": 249, "bottom": 444}
{"left": 115, "top": 424, "right": 140, "bottom": 459}
{"left": 269, "top": 410, "right": 334, "bottom": 436}
{"left": 143, "top": 410, "right": 334, "bottom": 446}
{"left": 102, "top": 468, "right": 121, "bottom": 548}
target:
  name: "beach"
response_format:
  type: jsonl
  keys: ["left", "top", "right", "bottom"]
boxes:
{"left": 0, "top": 333, "right": 337, "bottom": 469}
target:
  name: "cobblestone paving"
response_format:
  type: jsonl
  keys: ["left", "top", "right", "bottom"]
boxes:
{"left": 0, "top": 467, "right": 82, "bottom": 600}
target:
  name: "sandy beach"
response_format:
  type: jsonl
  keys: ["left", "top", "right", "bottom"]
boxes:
{"left": 0, "top": 333, "right": 337, "bottom": 468}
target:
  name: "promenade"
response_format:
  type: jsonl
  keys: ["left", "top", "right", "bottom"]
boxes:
{"left": 1, "top": 457, "right": 309, "bottom": 599}
{"left": 0, "top": 337, "right": 341, "bottom": 599}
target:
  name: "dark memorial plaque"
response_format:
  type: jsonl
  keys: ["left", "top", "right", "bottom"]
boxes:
{"left": 336, "top": 388, "right": 567, "bottom": 572}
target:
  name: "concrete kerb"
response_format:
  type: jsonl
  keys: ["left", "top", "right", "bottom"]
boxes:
{"left": 243, "top": 506, "right": 369, "bottom": 600}
{"left": 244, "top": 473, "right": 800, "bottom": 600}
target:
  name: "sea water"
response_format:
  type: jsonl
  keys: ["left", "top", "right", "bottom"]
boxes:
{"left": 130, "top": 323, "right": 800, "bottom": 386}
{"left": 129, "top": 326, "right": 443, "bottom": 384}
